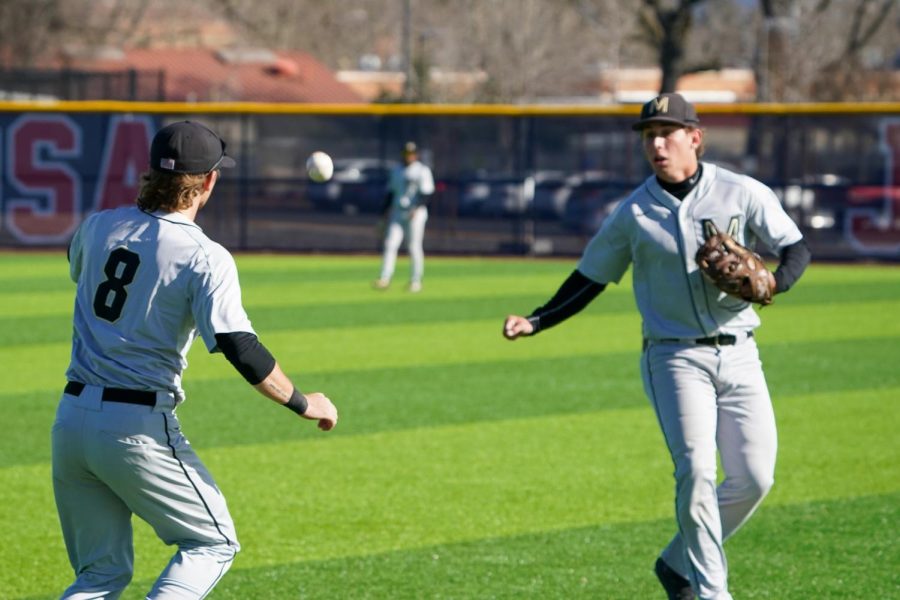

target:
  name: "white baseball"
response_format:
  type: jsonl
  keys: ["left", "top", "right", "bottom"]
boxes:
{"left": 306, "top": 151, "right": 334, "bottom": 183}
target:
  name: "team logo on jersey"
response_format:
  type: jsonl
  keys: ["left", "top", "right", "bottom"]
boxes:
{"left": 701, "top": 218, "right": 741, "bottom": 240}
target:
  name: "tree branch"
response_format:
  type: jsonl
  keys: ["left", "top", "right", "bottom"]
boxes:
{"left": 839, "top": 0, "right": 894, "bottom": 62}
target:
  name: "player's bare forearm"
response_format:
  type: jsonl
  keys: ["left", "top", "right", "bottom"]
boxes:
{"left": 254, "top": 363, "right": 338, "bottom": 431}
{"left": 253, "top": 363, "right": 294, "bottom": 403}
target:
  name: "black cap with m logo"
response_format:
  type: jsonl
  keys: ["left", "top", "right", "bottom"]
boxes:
{"left": 632, "top": 93, "right": 700, "bottom": 131}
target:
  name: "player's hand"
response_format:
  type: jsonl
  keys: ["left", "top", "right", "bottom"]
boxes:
{"left": 502, "top": 315, "right": 533, "bottom": 340}
{"left": 302, "top": 392, "right": 338, "bottom": 431}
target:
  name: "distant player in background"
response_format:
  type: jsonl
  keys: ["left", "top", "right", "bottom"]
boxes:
{"left": 502, "top": 94, "right": 811, "bottom": 599}
{"left": 374, "top": 141, "right": 435, "bottom": 292}
{"left": 53, "top": 120, "right": 338, "bottom": 599}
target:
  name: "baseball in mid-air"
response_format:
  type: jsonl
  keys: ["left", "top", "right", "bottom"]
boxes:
{"left": 306, "top": 151, "right": 334, "bottom": 183}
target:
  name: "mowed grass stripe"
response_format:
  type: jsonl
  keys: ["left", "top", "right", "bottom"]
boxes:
{"left": 3, "top": 387, "right": 896, "bottom": 598}
{"left": 3, "top": 280, "right": 900, "bottom": 347}
{"left": 2, "top": 254, "right": 898, "bottom": 319}
{"left": 0, "top": 289, "right": 636, "bottom": 346}
{"left": 4, "top": 339, "right": 898, "bottom": 468}
{"left": 2, "top": 251, "right": 896, "bottom": 281}
{"left": 0, "top": 253, "right": 577, "bottom": 301}
{"left": 4, "top": 296, "right": 898, "bottom": 393}
{"left": 0, "top": 267, "right": 603, "bottom": 320}
{"left": 0, "top": 312, "right": 643, "bottom": 395}
{"left": 3, "top": 266, "right": 898, "bottom": 323}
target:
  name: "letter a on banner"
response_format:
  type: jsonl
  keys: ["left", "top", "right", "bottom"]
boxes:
{"left": 95, "top": 115, "right": 154, "bottom": 211}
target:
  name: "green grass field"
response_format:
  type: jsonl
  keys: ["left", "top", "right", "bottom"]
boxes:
{"left": 1, "top": 252, "right": 898, "bottom": 599}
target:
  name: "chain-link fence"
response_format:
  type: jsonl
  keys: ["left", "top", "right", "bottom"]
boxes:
{"left": 0, "top": 69, "right": 165, "bottom": 101}
{"left": 0, "top": 103, "right": 898, "bottom": 260}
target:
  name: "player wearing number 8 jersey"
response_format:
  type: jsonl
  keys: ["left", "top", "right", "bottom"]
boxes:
{"left": 54, "top": 121, "right": 338, "bottom": 598}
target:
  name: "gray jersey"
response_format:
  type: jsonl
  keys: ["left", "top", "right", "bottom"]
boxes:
{"left": 578, "top": 162, "right": 803, "bottom": 340}
{"left": 388, "top": 160, "right": 435, "bottom": 213}
{"left": 66, "top": 206, "right": 254, "bottom": 401}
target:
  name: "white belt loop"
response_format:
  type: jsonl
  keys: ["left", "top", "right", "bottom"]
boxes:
{"left": 152, "top": 391, "right": 178, "bottom": 412}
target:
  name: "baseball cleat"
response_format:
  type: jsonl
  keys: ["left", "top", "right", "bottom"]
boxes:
{"left": 408, "top": 281, "right": 422, "bottom": 293}
{"left": 654, "top": 558, "right": 694, "bottom": 599}
{"left": 372, "top": 279, "right": 390, "bottom": 290}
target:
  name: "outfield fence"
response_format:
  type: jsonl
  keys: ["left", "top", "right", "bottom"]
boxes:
{"left": 0, "top": 101, "right": 898, "bottom": 260}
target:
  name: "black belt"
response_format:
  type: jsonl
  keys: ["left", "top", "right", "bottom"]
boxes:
{"left": 659, "top": 332, "right": 752, "bottom": 346}
{"left": 65, "top": 381, "right": 156, "bottom": 407}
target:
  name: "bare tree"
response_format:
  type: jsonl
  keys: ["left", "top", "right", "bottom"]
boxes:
{"left": 452, "top": 0, "right": 604, "bottom": 102}
{"left": 1, "top": 0, "right": 896, "bottom": 103}
{"left": 757, "top": 0, "right": 898, "bottom": 101}
{"left": 634, "top": 0, "right": 708, "bottom": 93}
{"left": 810, "top": 0, "right": 898, "bottom": 100}
{"left": 216, "top": 0, "right": 402, "bottom": 69}
{"left": 0, "top": 0, "right": 66, "bottom": 67}
{"left": 757, "top": 0, "right": 794, "bottom": 101}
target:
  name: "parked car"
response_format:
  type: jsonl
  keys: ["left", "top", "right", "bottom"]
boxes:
{"left": 777, "top": 173, "right": 852, "bottom": 232}
{"left": 458, "top": 171, "right": 525, "bottom": 217}
{"left": 562, "top": 171, "right": 633, "bottom": 234}
{"left": 459, "top": 169, "right": 581, "bottom": 219}
{"left": 307, "top": 157, "right": 399, "bottom": 214}
{"left": 529, "top": 170, "right": 573, "bottom": 220}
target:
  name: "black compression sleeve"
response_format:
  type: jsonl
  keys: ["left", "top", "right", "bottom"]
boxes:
{"left": 214, "top": 332, "right": 277, "bottom": 385}
{"left": 527, "top": 270, "right": 606, "bottom": 334}
{"left": 773, "top": 239, "right": 812, "bottom": 294}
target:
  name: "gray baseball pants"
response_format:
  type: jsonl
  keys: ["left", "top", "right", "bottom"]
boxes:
{"left": 379, "top": 207, "right": 428, "bottom": 285}
{"left": 52, "top": 385, "right": 239, "bottom": 599}
{"left": 642, "top": 337, "right": 777, "bottom": 600}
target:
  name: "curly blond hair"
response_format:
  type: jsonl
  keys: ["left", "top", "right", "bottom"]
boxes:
{"left": 136, "top": 170, "right": 207, "bottom": 212}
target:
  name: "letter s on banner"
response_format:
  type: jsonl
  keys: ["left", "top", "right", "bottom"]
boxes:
{"left": 6, "top": 115, "right": 81, "bottom": 244}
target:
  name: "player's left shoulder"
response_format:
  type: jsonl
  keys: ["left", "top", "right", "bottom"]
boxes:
{"left": 413, "top": 160, "right": 433, "bottom": 174}
{"left": 705, "top": 162, "right": 777, "bottom": 202}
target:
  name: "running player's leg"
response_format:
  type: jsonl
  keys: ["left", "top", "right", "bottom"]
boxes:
{"left": 407, "top": 208, "right": 428, "bottom": 287}
{"left": 642, "top": 343, "right": 731, "bottom": 599}
{"left": 87, "top": 405, "right": 238, "bottom": 599}
{"left": 53, "top": 393, "right": 135, "bottom": 599}
{"left": 379, "top": 219, "right": 405, "bottom": 284}
{"left": 716, "top": 340, "right": 777, "bottom": 540}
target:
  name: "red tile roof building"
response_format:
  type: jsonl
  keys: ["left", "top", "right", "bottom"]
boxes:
{"left": 59, "top": 47, "right": 365, "bottom": 103}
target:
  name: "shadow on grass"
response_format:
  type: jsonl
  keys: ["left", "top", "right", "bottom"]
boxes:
{"left": 40, "top": 492, "right": 887, "bottom": 600}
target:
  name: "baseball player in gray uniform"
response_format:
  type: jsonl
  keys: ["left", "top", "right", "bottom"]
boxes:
{"left": 503, "top": 94, "right": 811, "bottom": 599}
{"left": 374, "top": 141, "right": 435, "bottom": 292}
{"left": 53, "top": 121, "right": 338, "bottom": 599}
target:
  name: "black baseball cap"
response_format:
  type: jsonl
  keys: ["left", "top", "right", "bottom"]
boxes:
{"left": 631, "top": 93, "right": 700, "bottom": 131}
{"left": 150, "top": 121, "right": 236, "bottom": 174}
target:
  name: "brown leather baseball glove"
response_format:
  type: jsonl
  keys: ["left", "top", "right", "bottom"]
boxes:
{"left": 696, "top": 224, "right": 775, "bottom": 305}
